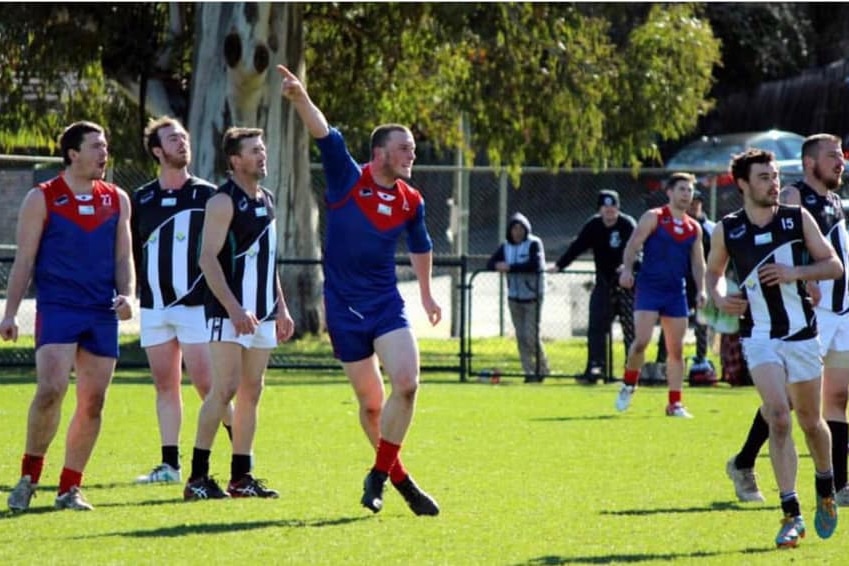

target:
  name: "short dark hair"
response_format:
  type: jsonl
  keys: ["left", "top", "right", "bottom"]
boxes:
{"left": 59, "top": 121, "right": 105, "bottom": 166}
{"left": 730, "top": 148, "right": 775, "bottom": 184}
{"left": 222, "top": 126, "right": 264, "bottom": 168}
{"left": 144, "top": 116, "right": 183, "bottom": 162}
{"left": 665, "top": 172, "right": 696, "bottom": 191}
{"left": 370, "top": 124, "right": 411, "bottom": 151}
{"left": 801, "top": 133, "right": 841, "bottom": 161}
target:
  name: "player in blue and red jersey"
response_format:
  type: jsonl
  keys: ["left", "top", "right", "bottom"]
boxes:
{"left": 279, "top": 64, "right": 441, "bottom": 516}
{"left": 615, "top": 172, "right": 706, "bottom": 418}
{"left": 2, "top": 121, "right": 134, "bottom": 512}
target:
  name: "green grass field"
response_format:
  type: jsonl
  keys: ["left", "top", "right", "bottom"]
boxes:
{"left": 0, "top": 345, "right": 843, "bottom": 564}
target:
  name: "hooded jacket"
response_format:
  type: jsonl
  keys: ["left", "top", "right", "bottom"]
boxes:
{"left": 486, "top": 212, "right": 546, "bottom": 302}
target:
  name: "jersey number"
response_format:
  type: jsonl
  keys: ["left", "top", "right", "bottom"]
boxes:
{"left": 780, "top": 217, "right": 795, "bottom": 231}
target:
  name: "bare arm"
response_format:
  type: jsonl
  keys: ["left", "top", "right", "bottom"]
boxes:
{"left": 410, "top": 251, "right": 441, "bottom": 326}
{"left": 112, "top": 188, "right": 135, "bottom": 320}
{"left": 780, "top": 182, "right": 822, "bottom": 302}
{"left": 689, "top": 222, "right": 706, "bottom": 309}
{"left": 705, "top": 222, "right": 748, "bottom": 316}
{"left": 199, "top": 194, "right": 258, "bottom": 335}
{"left": 758, "top": 208, "right": 843, "bottom": 285}
{"left": 278, "top": 65, "right": 330, "bottom": 139}
{"left": 618, "top": 210, "right": 657, "bottom": 289}
{"left": 274, "top": 270, "right": 295, "bottom": 343}
{"left": 0, "top": 189, "right": 46, "bottom": 341}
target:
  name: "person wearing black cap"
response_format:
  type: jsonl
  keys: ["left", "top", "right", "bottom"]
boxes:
{"left": 550, "top": 189, "right": 637, "bottom": 384}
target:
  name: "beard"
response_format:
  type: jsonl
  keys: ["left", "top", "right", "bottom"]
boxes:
{"left": 751, "top": 193, "right": 778, "bottom": 208}
{"left": 162, "top": 150, "right": 189, "bottom": 170}
{"left": 813, "top": 162, "right": 841, "bottom": 191}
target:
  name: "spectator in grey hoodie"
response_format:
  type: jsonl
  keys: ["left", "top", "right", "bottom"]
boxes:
{"left": 487, "top": 212, "right": 550, "bottom": 383}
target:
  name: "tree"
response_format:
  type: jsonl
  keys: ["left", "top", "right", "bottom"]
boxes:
{"left": 1, "top": 2, "right": 724, "bottom": 335}
{"left": 189, "top": 3, "right": 323, "bottom": 335}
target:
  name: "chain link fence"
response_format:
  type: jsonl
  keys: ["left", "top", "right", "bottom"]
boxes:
{"left": 0, "top": 155, "right": 816, "bottom": 377}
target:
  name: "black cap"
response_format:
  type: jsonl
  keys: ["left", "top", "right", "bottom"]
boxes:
{"left": 597, "top": 189, "right": 620, "bottom": 208}
{"left": 693, "top": 189, "right": 705, "bottom": 201}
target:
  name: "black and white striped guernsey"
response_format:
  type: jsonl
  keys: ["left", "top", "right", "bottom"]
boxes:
{"left": 722, "top": 205, "right": 816, "bottom": 340}
{"left": 204, "top": 179, "right": 279, "bottom": 322}
{"left": 131, "top": 176, "right": 216, "bottom": 309}
{"left": 794, "top": 180, "right": 849, "bottom": 314}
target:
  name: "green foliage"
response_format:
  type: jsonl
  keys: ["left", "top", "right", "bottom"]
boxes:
{"left": 610, "top": 4, "right": 722, "bottom": 168}
{"left": 304, "top": 4, "right": 469, "bottom": 161}
{"left": 2, "top": 3, "right": 722, "bottom": 181}
{"left": 1, "top": 371, "right": 842, "bottom": 564}
{"left": 303, "top": 3, "right": 721, "bottom": 184}
{"left": 0, "top": 4, "right": 175, "bottom": 164}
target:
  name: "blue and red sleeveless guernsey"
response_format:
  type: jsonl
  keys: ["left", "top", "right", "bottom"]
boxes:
{"left": 315, "top": 128, "right": 432, "bottom": 306}
{"left": 636, "top": 205, "right": 698, "bottom": 293}
{"left": 34, "top": 175, "right": 121, "bottom": 310}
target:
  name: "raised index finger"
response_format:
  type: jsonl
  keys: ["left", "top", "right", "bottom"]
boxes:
{"left": 276, "top": 64, "right": 296, "bottom": 80}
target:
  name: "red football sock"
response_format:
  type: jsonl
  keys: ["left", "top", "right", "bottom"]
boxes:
{"left": 389, "top": 457, "right": 409, "bottom": 485}
{"left": 623, "top": 369, "right": 640, "bottom": 386}
{"left": 669, "top": 390, "right": 682, "bottom": 405}
{"left": 374, "top": 439, "right": 401, "bottom": 474}
{"left": 58, "top": 467, "right": 83, "bottom": 495}
{"left": 22, "top": 454, "right": 45, "bottom": 484}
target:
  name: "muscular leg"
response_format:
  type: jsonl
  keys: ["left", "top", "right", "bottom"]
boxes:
{"left": 343, "top": 354, "right": 385, "bottom": 448}
{"left": 26, "top": 344, "right": 76, "bottom": 456}
{"left": 752, "top": 363, "right": 797, "bottom": 494}
{"left": 789, "top": 377, "right": 832, "bottom": 475}
{"left": 232, "top": 347, "right": 272, "bottom": 456}
{"left": 624, "top": 310, "right": 659, "bottom": 374}
{"left": 183, "top": 341, "right": 233, "bottom": 428}
{"left": 374, "top": 328, "right": 419, "bottom": 444}
{"left": 194, "top": 342, "right": 242, "bottom": 450}
{"left": 63, "top": 348, "right": 115, "bottom": 472}
{"left": 145, "top": 339, "right": 183, "bottom": 447}
{"left": 659, "top": 316, "right": 688, "bottom": 394}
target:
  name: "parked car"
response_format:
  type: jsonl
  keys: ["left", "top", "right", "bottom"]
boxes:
{"left": 645, "top": 129, "right": 806, "bottom": 216}
{"left": 666, "top": 129, "right": 804, "bottom": 175}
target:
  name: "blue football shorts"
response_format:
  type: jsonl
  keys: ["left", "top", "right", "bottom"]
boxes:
{"left": 35, "top": 304, "right": 119, "bottom": 358}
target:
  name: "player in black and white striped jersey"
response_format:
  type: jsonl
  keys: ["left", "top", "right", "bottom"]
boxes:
{"left": 707, "top": 147, "right": 841, "bottom": 547}
{"left": 131, "top": 116, "right": 233, "bottom": 485}
{"left": 184, "top": 127, "right": 295, "bottom": 501}
{"left": 727, "top": 134, "right": 849, "bottom": 509}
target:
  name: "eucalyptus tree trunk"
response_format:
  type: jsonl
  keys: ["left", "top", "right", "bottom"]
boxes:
{"left": 189, "top": 2, "right": 323, "bottom": 335}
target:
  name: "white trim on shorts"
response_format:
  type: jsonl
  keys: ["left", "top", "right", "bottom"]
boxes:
{"left": 207, "top": 317, "right": 277, "bottom": 349}
{"left": 140, "top": 305, "right": 208, "bottom": 348}
{"left": 740, "top": 336, "right": 822, "bottom": 384}
{"left": 815, "top": 308, "right": 849, "bottom": 356}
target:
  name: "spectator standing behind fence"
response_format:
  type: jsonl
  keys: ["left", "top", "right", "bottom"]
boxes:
{"left": 487, "top": 212, "right": 550, "bottom": 383}
{"left": 130, "top": 116, "right": 233, "bottom": 485}
{"left": 4, "top": 121, "right": 134, "bottom": 512}
{"left": 279, "top": 64, "right": 441, "bottom": 516}
{"left": 550, "top": 190, "right": 636, "bottom": 385}
{"left": 656, "top": 188, "right": 715, "bottom": 373}
{"left": 615, "top": 173, "right": 706, "bottom": 418}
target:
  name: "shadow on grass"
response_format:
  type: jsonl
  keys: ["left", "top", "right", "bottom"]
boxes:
{"left": 531, "top": 415, "right": 620, "bottom": 422}
{"left": 600, "top": 500, "right": 766, "bottom": 516}
{"left": 72, "top": 515, "right": 370, "bottom": 539}
{"left": 516, "top": 546, "right": 775, "bottom": 564}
